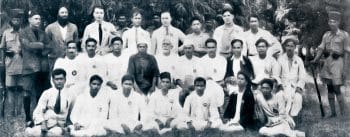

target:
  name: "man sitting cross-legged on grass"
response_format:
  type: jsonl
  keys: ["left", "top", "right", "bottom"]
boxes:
{"left": 148, "top": 72, "right": 188, "bottom": 134}
{"left": 182, "top": 77, "right": 223, "bottom": 131}
{"left": 68, "top": 75, "right": 111, "bottom": 136}
{"left": 255, "top": 78, "right": 305, "bottom": 137}
{"left": 104, "top": 74, "right": 158, "bottom": 134}
{"left": 25, "top": 69, "right": 70, "bottom": 136}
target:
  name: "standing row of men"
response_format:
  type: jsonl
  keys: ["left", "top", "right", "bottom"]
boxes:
{"left": 0, "top": 4, "right": 348, "bottom": 137}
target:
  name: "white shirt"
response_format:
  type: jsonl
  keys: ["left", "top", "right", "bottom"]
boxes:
{"left": 250, "top": 55, "right": 281, "bottom": 83}
{"left": 109, "top": 90, "right": 148, "bottom": 123}
{"left": 54, "top": 55, "right": 83, "bottom": 88}
{"left": 33, "top": 87, "right": 71, "bottom": 125}
{"left": 176, "top": 56, "right": 204, "bottom": 86}
{"left": 155, "top": 53, "right": 179, "bottom": 78}
{"left": 213, "top": 24, "right": 244, "bottom": 54}
{"left": 148, "top": 88, "right": 183, "bottom": 120}
{"left": 76, "top": 53, "right": 108, "bottom": 83}
{"left": 104, "top": 53, "right": 129, "bottom": 86}
{"left": 122, "top": 26, "right": 151, "bottom": 55}
{"left": 70, "top": 87, "right": 112, "bottom": 128}
{"left": 244, "top": 28, "right": 282, "bottom": 56}
{"left": 231, "top": 55, "right": 244, "bottom": 77}
{"left": 183, "top": 91, "right": 221, "bottom": 122}
{"left": 201, "top": 55, "right": 227, "bottom": 81}
{"left": 59, "top": 25, "right": 68, "bottom": 41}
{"left": 151, "top": 25, "right": 186, "bottom": 55}
{"left": 278, "top": 53, "right": 306, "bottom": 89}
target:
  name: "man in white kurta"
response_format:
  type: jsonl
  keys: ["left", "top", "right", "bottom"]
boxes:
{"left": 76, "top": 38, "right": 108, "bottom": 85}
{"left": 69, "top": 75, "right": 111, "bottom": 136}
{"left": 183, "top": 77, "right": 223, "bottom": 131}
{"left": 278, "top": 38, "right": 306, "bottom": 117}
{"left": 148, "top": 72, "right": 187, "bottom": 134}
{"left": 155, "top": 38, "right": 180, "bottom": 81}
{"left": 54, "top": 41, "right": 84, "bottom": 96}
{"left": 250, "top": 38, "right": 281, "bottom": 84}
{"left": 105, "top": 75, "right": 156, "bottom": 134}
{"left": 200, "top": 38, "right": 226, "bottom": 108}
{"left": 104, "top": 37, "right": 129, "bottom": 90}
{"left": 244, "top": 15, "right": 282, "bottom": 57}
{"left": 81, "top": 6, "right": 117, "bottom": 55}
{"left": 213, "top": 9, "right": 244, "bottom": 55}
{"left": 122, "top": 11, "right": 151, "bottom": 56}
{"left": 150, "top": 11, "right": 185, "bottom": 55}
{"left": 25, "top": 69, "right": 70, "bottom": 136}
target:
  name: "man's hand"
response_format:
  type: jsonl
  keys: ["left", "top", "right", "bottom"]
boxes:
{"left": 165, "top": 118, "right": 174, "bottom": 128}
{"left": 74, "top": 123, "right": 82, "bottom": 130}
{"left": 133, "top": 124, "right": 143, "bottom": 132}
{"left": 296, "top": 87, "right": 303, "bottom": 94}
{"left": 186, "top": 121, "right": 194, "bottom": 129}
{"left": 106, "top": 81, "right": 118, "bottom": 90}
{"left": 205, "top": 121, "right": 212, "bottom": 129}
{"left": 155, "top": 119, "right": 165, "bottom": 129}
{"left": 121, "top": 124, "right": 131, "bottom": 134}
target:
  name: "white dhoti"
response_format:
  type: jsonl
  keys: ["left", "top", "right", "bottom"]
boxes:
{"left": 25, "top": 126, "right": 63, "bottom": 136}
{"left": 69, "top": 125, "right": 107, "bottom": 136}
{"left": 219, "top": 123, "right": 244, "bottom": 132}
{"left": 284, "top": 85, "right": 303, "bottom": 116}
{"left": 259, "top": 120, "right": 304, "bottom": 137}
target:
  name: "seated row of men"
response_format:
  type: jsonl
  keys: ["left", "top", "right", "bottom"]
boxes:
{"left": 25, "top": 69, "right": 305, "bottom": 137}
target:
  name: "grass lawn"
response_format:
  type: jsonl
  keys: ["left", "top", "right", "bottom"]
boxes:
{"left": 0, "top": 82, "right": 349, "bottom": 137}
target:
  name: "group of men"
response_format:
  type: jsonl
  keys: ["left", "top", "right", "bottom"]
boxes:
{"left": 0, "top": 3, "right": 348, "bottom": 137}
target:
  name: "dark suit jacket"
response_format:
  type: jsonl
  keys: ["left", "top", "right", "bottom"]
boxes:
{"left": 19, "top": 26, "right": 51, "bottom": 74}
{"left": 223, "top": 87, "right": 256, "bottom": 129}
{"left": 45, "top": 22, "right": 79, "bottom": 58}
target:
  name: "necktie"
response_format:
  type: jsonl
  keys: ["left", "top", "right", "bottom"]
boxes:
{"left": 98, "top": 23, "right": 103, "bottom": 46}
{"left": 53, "top": 89, "right": 61, "bottom": 114}
{"left": 135, "top": 28, "right": 139, "bottom": 45}
{"left": 165, "top": 27, "right": 169, "bottom": 35}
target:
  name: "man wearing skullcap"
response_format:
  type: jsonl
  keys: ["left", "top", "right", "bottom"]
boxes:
{"left": 45, "top": 6, "right": 79, "bottom": 71}
{"left": 0, "top": 8, "right": 24, "bottom": 117}
{"left": 278, "top": 38, "right": 306, "bottom": 117}
{"left": 127, "top": 40, "right": 159, "bottom": 96}
{"left": 19, "top": 10, "right": 52, "bottom": 126}
{"left": 311, "top": 11, "right": 350, "bottom": 117}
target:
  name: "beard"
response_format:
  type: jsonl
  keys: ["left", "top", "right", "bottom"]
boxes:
{"left": 58, "top": 16, "right": 69, "bottom": 26}
{"left": 10, "top": 22, "right": 20, "bottom": 31}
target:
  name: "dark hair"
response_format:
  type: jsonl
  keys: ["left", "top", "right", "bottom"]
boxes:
{"left": 222, "top": 9, "right": 234, "bottom": 15}
{"left": 255, "top": 38, "right": 269, "bottom": 47}
{"left": 85, "top": 38, "right": 97, "bottom": 45}
{"left": 237, "top": 71, "right": 252, "bottom": 88}
{"left": 194, "top": 77, "right": 206, "bottom": 86}
{"left": 259, "top": 78, "right": 274, "bottom": 88}
{"left": 122, "top": 74, "right": 135, "bottom": 84}
{"left": 191, "top": 16, "right": 202, "bottom": 24}
{"left": 249, "top": 14, "right": 260, "bottom": 21}
{"left": 90, "top": 75, "right": 103, "bottom": 84}
{"left": 28, "top": 10, "right": 40, "bottom": 18}
{"left": 92, "top": 5, "right": 104, "bottom": 13}
{"left": 57, "top": 6, "right": 68, "bottom": 15}
{"left": 51, "top": 68, "right": 66, "bottom": 78}
{"left": 66, "top": 40, "right": 77, "bottom": 47}
{"left": 160, "top": 72, "right": 171, "bottom": 80}
{"left": 205, "top": 38, "right": 217, "bottom": 48}
{"left": 111, "top": 37, "right": 123, "bottom": 45}
{"left": 132, "top": 8, "right": 142, "bottom": 17}
{"left": 231, "top": 39, "right": 243, "bottom": 48}
{"left": 161, "top": 10, "right": 171, "bottom": 16}
{"left": 282, "top": 38, "right": 297, "bottom": 47}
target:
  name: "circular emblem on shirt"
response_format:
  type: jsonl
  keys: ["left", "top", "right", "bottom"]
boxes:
{"left": 214, "top": 69, "right": 217, "bottom": 73}
{"left": 193, "top": 69, "right": 197, "bottom": 73}
{"left": 171, "top": 66, "right": 175, "bottom": 70}
{"left": 128, "top": 101, "right": 132, "bottom": 106}
{"left": 294, "top": 61, "right": 297, "bottom": 64}
{"left": 92, "top": 65, "right": 96, "bottom": 68}
{"left": 203, "top": 103, "right": 208, "bottom": 107}
{"left": 169, "top": 99, "right": 174, "bottom": 104}
{"left": 98, "top": 107, "right": 102, "bottom": 112}
{"left": 72, "top": 70, "right": 77, "bottom": 76}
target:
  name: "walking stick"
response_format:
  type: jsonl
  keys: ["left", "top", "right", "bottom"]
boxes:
{"left": 1, "top": 47, "right": 6, "bottom": 118}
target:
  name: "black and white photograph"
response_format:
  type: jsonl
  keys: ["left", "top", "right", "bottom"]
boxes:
{"left": 0, "top": 0, "right": 349, "bottom": 136}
